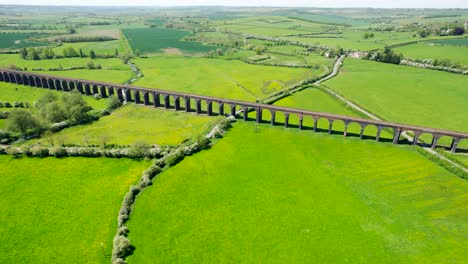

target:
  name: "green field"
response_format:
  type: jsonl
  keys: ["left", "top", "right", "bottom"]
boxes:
{"left": 0, "top": 82, "right": 108, "bottom": 110}
{"left": 52, "top": 40, "right": 127, "bottom": 57}
{"left": 32, "top": 104, "right": 220, "bottom": 146}
{"left": 127, "top": 121, "right": 467, "bottom": 263}
{"left": 0, "top": 156, "right": 151, "bottom": 263}
{"left": 122, "top": 28, "right": 217, "bottom": 54}
{"left": 429, "top": 37, "right": 468, "bottom": 46}
{"left": 133, "top": 56, "right": 317, "bottom": 101}
{"left": 395, "top": 42, "right": 468, "bottom": 66}
{"left": 324, "top": 59, "right": 468, "bottom": 139}
{"left": 0, "top": 32, "right": 47, "bottom": 49}
{"left": 0, "top": 54, "right": 133, "bottom": 84}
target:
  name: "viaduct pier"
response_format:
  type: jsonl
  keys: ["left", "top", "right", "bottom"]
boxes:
{"left": 0, "top": 68, "right": 466, "bottom": 153}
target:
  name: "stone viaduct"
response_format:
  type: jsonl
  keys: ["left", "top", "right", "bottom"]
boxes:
{"left": 1, "top": 68, "right": 466, "bottom": 153}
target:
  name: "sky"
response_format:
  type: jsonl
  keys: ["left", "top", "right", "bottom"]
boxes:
{"left": 0, "top": 0, "right": 467, "bottom": 8}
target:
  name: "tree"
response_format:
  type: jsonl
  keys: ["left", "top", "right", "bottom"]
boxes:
{"left": 44, "top": 101, "right": 67, "bottom": 123}
{"left": 86, "top": 60, "right": 96, "bottom": 69}
{"left": 89, "top": 50, "right": 96, "bottom": 59}
{"left": 7, "top": 109, "right": 42, "bottom": 137}
{"left": 107, "top": 95, "right": 122, "bottom": 110}
{"left": 35, "top": 92, "right": 58, "bottom": 110}
{"left": 19, "top": 48, "right": 27, "bottom": 59}
{"left": 79, "top": 48, "right": 84, "bottom": 58}
{"left": 115, "top": 49, "right": 119, "bottom": 57}
{"left": 216, "top": 48, "right": 223, "bottom": 56}
{"left": 63, "top": 47, "right": 78, "bottom": 58}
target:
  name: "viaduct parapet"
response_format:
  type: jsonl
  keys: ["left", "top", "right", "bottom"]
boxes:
{"left": 1, "top": 69, "right": 466, "bottom": 153}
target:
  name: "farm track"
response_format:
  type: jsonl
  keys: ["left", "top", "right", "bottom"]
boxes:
{"left": 314, "top": 55, "right": 468, "bottom": 173}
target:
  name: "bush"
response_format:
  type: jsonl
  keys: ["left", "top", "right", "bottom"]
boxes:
{"left": 6, "top": 147, "right": 22, "bottom": 158}
{"left": 112, "top": 235, "right": 133, "bottom": 261}
{"left": 31, "top": 145, "right": 49, "bottom": 157}
{"left": 49, "top": 146, "right": 67, "bottom": 157}
{"left": 107, "top": 95, "right": 122, "bottom": 110}
{"left": 165, "top": 150, "right": 185, "bottom": 167}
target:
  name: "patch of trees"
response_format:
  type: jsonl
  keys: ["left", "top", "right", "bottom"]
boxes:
{"left": 4, "top": 92, "right": 95, "bottom": 139}
{"left": 417, "top": 23, "right": 466, "bottom": 38}
{"left": 53, "top": 36, "right": 117, "bottom": 43}
{"left": 20, "top": 47, "right": 55, "bottom": 60}
{"left": 362, "top": 32, "right": 375, "bottom": 39}
{"left": 365, "top": 47, "right": 403, "bottom": 64}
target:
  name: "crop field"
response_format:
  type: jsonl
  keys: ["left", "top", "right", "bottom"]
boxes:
{"left": 0, "top": 156, "right": 151, "bottom": 263}
{"left": 0, "top": 82, "right": 108, "bottom": 110}
{"left": 0, "top": 32, "right": 47, "bottom": 50}
{"left": 127, "top": 121, "right": 467, "bottom": 263}
{"left": 122, "top": 28, "right": 217, "bottom": 54}
{"left": 429, "top": 37, "right": 468, "bottom": 46}
{"left": 32, "top": 104, "right": 221, "bottom": 146}
{"left": 133, "top": 56, "right": 317, "bottom": 101}
{"left": 52, "top": 40, "right": 127, "bottom": 57}
{"left": 283, "top": 30, "right": 423, "bottom": 51}
{"left": 216, "top": 16, "right": 330, "bottom": 36}
{"left": 395, "top": 42, "right": 468, "bottom": 66}
{"left": 324, "top": 58, "right": 468, "bottom": 147}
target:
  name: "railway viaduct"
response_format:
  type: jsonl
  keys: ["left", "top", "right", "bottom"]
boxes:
{"left": 1, "top": 68, "right": 466, "bottom": 153}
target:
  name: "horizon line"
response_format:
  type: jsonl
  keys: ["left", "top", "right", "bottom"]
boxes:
{"left": 0, "top": 4, "right": 468, "bottom": 9}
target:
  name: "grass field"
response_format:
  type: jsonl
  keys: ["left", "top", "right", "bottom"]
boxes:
{"left": 0, "top": 32, "right": 47, "bottom": 49}
{"left": 272, "top": 87, "right": 393, "bottom": 139}
{"left": 0, "top": 82, "right": 108, "bottom": 110}
{"left": 133, "top": 56, "right": 317, "bottom": 101}
{"left": 0, "top": 54, "right": 133, "bottom": 84}
{"left": 429, "top": 37, "right": 468, "bottom": 46}
{"left": 32, "top": 104, "right": 220, "bottom": 146}
{"left": 127, "top": 121, "right": 467, "bottom": 263}
{"left": 52, "top": 40, "right": 127, "bottom": 57}
{"left": 122, "top": 28, "right": 217, "bottom": 54}
{"left": 395, "top": 42, "right": 468, "bottom": 66}
{"left": 0, "top": 156, "right": 151, "bottom": 263}
{"left": 324, "top": 58, "right": 468, "bottom": 147}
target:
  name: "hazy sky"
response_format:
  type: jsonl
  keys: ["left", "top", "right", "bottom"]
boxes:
{"left": 0, "top": 0, "right": 467, "bottom": 8}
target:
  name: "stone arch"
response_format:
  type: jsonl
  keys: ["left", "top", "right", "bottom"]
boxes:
{"left": 41, "top": 78, "right": 48, "bottom": 88}
{"left": 217, "top": 102, "right": 225, "bottom": 116}
{"left": 0, "top": 71, "right": 4, "bottom": 81}
{"left": 84, "top": 84, "right": 91, "bottom": 95}
{"left": 152, "top": 92, "right": 160, "bottom": 107}
{"left": 77, "top": 82, "right": 84, "bottom": 94}
{"left": 47, "top": 79, "right": 55, "bottom": 89}
{"left": 436, "top": 135, "right": 454, "bottom": 150}
{"left": 314, "top": 117, "right": 330, "bottom": 133}
{"left": 172, "top": 96, "right": 181, "bottom": 110}
{"left": 22, "top": 75, "right": 29, "bottom": 85}
{"left": 92, "top": 84, "right": 99, "bottom": 95}
{"left": 450, "top": 138, "right": 463, "bottom": 153}
{"left": 69, "top": 81, "right": 75, "bottom": 91}
{"left": 142, "top": 92, "right": 151, "bottom": 105}
{"left": 15, "top": 74, "right": 23, "bottom": 84}
{"left": 62, "top": 80, "right": 69, "bottom": 91}
{"left": 100, "top": 86, "right": 107, "bottom": 98}
{"left": 108, "top": 87, "right": 115, "bottom": 96}
{"left": 28, "top": 76, "right": 35, "bottom": 86}
{"left": 416, "top": 133, "right": 434, "bottom": 148}
{"left": 134, "top": 91, "right": 142, "bottom": 104}
{"left": 9, "top": 73, "right": 16, "bottom": 83}
{"left": 229, "top": 104, "right": 239, "bottom": 117}
{"left": 2, "top": 72, "right": 9, "bottom": 82}
{"left": 117, "top": 88, "right": 124, "bottom": 101}
{"left": 55, "top": 79, "right": 62, "bottom": 90}
{"left": 162, "top": 94, "right": 171, "bottom": 109}
{"left": 124, "top": 89, "right": 132, "bottom": 102}
{"left": 183, "top": 97, "right": 192, "bottom": 112}
{"left": 35, "top": 77, "right": 42, "bottom": 87}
